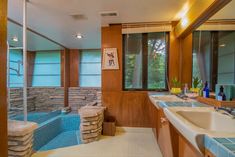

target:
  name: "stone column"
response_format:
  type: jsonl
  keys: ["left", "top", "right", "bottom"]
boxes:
{"left": 8, "top": 120, "right": 38, "bottom": 157}
{"left": 79, "top": 106, "right": 105, "bottom": 144}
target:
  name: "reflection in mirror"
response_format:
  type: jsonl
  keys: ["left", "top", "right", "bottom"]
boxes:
{"left": 7, "top": 19, "right": 65, "bottom": 120}
{"left": 8, "top": 20, "right": 64, "bottom": 88}
{"left": 192, "top": 1, "right": 235, "bottom": 91}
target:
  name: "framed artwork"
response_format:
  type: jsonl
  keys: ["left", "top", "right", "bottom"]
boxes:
{"left": 102, "top": 48, "right": 119, "bottom": 70}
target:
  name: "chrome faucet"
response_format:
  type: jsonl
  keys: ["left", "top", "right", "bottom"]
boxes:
{"left": 214, "top": 107, "right": 235, "bottom": 118}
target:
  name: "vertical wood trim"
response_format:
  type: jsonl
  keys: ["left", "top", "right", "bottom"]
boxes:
{"left": 61, "top": 50, "right": 65, "bottom": 87}
{"left": 0, "top": 0, "right": 8, "bottom": 156}
{"left": 180, "top": 34, "right": 193, "bottom": 87}
{"left": 142, "top": 33, "right": 148, "bottom": 89}
{"left": 169, "top": 31, "right": 180, "bottom": 88}
{"left": 69, "top": 49, "right": 79, "bottom": 87}
{"left": 78, "top": 50, "right": 80, "bottom": 86}
{"left": 211, "top": 32, "right": 218, "bottom": 91}
{"left": 27, "top": 51, "right": 35, "bottom": 87}
{"left": 63, "top": 49, "right": 70, "bottom": 107}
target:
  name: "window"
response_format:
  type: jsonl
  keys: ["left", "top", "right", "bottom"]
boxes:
{"left": 9, "top": 49, "right": 23, "bottom": 87}
{"left": 123, "top": 32, "right": 169, "bottom": 90}
{"left": 32, "top": 51, "right": 61, "bottom": 87}
{"left": 79, "top": 50, "right": 101, "bottom": 87}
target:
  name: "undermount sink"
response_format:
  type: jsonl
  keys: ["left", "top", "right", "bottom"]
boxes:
{"left": 164, "top": 107, "right": 235, "bottom": 155}
{"left": 151, "top": 95, "right": 183, "bottom": 102}
{"left": 177, "top": 110, "right": 235, "bottom": 133}
{"left": 149, "top": 95, "right": 185, "bottom": 109}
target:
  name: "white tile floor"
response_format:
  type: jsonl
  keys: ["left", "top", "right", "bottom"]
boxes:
{"left": 32, "top": 127, "right": 163, "bottom": 157}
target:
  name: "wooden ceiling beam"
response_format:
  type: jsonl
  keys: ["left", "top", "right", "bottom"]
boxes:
{"left": 175, "top": 0, "right": 232, "bottom": 38}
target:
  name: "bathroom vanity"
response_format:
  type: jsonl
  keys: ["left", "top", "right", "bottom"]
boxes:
{"left": 148, "top": 94, "right": 235, "bottom": 157}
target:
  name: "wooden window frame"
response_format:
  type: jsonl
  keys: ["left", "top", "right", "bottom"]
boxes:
{"left": 123, "top": 32, "right": 169, "bottom": 91}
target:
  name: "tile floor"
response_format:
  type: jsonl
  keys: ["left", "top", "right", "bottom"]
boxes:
{"left": 32, "top": 127, "right": 163, "bottom": 157}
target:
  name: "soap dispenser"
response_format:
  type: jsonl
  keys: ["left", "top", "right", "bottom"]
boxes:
{"left": 217, "top": 86, "right": 226, "bottom": 101}
{"left": 203, "top": 81, "right": 210, "bottom": 98}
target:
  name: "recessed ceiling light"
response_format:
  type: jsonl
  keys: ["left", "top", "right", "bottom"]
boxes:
{"left": 75, "top": 34, "right": 83, "bottom": 39}
{"left": 220, "top": 44, "right": 226, "bottom": 47}
{"left": 12, "top": 36, "right": 18, "bottom": 42}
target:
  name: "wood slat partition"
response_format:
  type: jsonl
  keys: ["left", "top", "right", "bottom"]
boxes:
{"left": 0, "top": 0, "right": 8, "bottom": 156}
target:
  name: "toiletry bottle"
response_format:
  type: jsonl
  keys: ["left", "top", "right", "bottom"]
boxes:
{"left": 203, "top": 81, "right": 210, "bottom": 98}
{"left": 184, "top": 83, "right": 188, "bottom": 95}
{"left": 217, "top": 86, "right": 226, "bottom": 101}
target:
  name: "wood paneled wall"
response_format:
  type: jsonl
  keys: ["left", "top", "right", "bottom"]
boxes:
{"left": 101, "top": 25, "right": 154, "bottom": 127}
{"left": 101, "top": 25, "right": 123, "bottom": 91}
{"left": 102, "top": 91, "right": 154, "bottom": 127}
{"left": 179, "top": 34, "right": 193, "bottom": 87}
{"left": 0, "top": 0, "right": 8, "bottom": 156}
{"left": 169, "top": 31, "right": 180, "bottom": 87}
{"left": 101, "top": 25, "right": 181, "bottom": 127}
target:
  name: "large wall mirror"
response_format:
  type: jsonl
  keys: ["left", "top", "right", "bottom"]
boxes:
{"left": 7, "top": 19, "right": 65, "bottom": 119}
{"left": 192, "top": 1, "right": 235, "bottom": 91}
{"left": 8, "top": 20, "right": 65, "bottom": 88}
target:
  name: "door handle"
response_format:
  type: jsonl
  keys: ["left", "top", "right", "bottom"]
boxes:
{"left": 160, "top": 117, "right": 168, "bottom": 124}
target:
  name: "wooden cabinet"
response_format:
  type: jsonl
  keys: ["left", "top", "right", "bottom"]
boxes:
{"left": 157, "top": 109, "right": 174, "bottom": 157}
{"left": 178, "top": 134, "right": 203, "bottom": 157}
{"left": 204, "top": 149, "right": 215, "bottom": 157}
{"left": 149, "top": 99, "right": 205, "bottom": 157}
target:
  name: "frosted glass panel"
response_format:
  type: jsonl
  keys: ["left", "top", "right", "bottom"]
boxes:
{"left": 32, "top": 51, "right": 61, "bottom": 87}
{"left": 33, "top": 76, "right": 61, "bottom": 87}
{"left": 79, "top": 50, "right": 101, "bottom": 87}
{"left": 9, "top": 49, "right": 23, "bottom": 87}
{"left": 9, "top": 75, "right": 24, "bottom": 87}
{"left": 34, "top": 52, "right": 61, "bottom": 63}
{"left": 80, "top": 51, "right": 101, "bottom": 62}
{"left": 34, "top": 64, "right": 60, "bottom": 75}
{"left": 80, "top": 63, "right": 101, "bottom": 74}
{"left": 80, "top": 76, "right": 101, "bottom": 87}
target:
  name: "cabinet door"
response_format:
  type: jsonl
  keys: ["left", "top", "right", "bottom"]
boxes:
{"left": 157, "top": 109, "right": 173, "bottom": 157}
{"left": 178, "top": 134, "right": 203, "bottom": 157}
